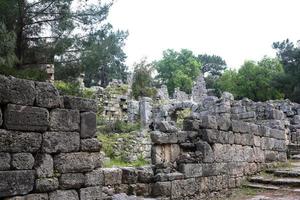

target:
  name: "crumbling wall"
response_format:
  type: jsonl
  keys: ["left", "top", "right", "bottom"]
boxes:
{"left": 0, "top": 75, "right": 103, "bottom": 199}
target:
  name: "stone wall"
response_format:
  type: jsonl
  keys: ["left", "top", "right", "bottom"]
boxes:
{"left": 0, "top": 75, "right": 103, "bottom": 199}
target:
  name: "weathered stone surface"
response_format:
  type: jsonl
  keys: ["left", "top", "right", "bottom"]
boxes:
{"left": 195, "top": 140, "right": 214, "bottom": 163}
{"left": 171, "top": 178, "right": 197, "bottom": 199}
{"left": 137, "top": 166, "right": 154, "bottom": 183}
{"left": 200, "top": 129, "right": 219, "bottom": 143}
{"left": 85, "top": 169, "right": 103, "bottom": 186}
{"left": 103, "top": 168, "right": 122, "bottom": 186}
{"left": 0, "top": 170, "right": 35, "bottom": 197}
{"left": 24, "top": 193, "right": 49, "bottom": 200}
{"left": 217, "top": 114, "right": 231, "bottom": 131}
{"left": 179, "top": 163, "right": 202, "bottom": 178}
{"left": 35, "top": 178, "right": 59, "bottom": 192}
{"left": 0, "top": 130, "right": 42, "bottom": 152}
{"left": 60, "top": 173, "right": 85, "bottom": 189}
{"left": 50, "top": 109, "right": 80, "bottom": 131}
{"left": 200, "top": 115, "right": 218, "bottom": 129}
{"left": 81, "top": 138, "right": 101, "bottom": 152}
{"left": 121, "top": 167, "right": 138, "bottom": 184}
{"left": 4, "top": 104, "right": 49, "bottom": 132}
{"left": 80, "top": 112, "right": 96, "bottom": 138}
{"left": 152, "top": 182, "right": 171, "bottom": 197}
{"left": 157, "top": 121, "right": 178, "bottom": 133}
{"left": 80, "top": 186, "right": 102, "bottom": 200}
{"left": 35, "top": 82, "right": 62, "bottom": 108}
{"left": 49, "top": 190, "right": 79, "bottom": 200}
{"left": 35, "top": 154, "right": 53, "bottom": 178}
{"left": 54, "top": 152, "right": 95, "bottom": 173}
{"left": 0, "top": 75, "right": 36, "bottom": 105}
{"left": 90, "top": 152, "right": 103, "bottom": 169}
{"left": 12, "top": 153, "right": 34, "bottom": 170}
{"left": 0, "top": 153, "right": 10, "bottom": 170}
{"left": 0, "top": 108, "right": 2, "bottom": 127}
{"left": 42, "top": 132, "right": 80, "bottom": 153}
{"left": 151, "top": 144, "right": 180, "bottom": 164}
{"left": 150, "top": 131, "right": 178, "bottom": 144}
{"left": 64, "top": 95, "right": 97, "bottom": 112}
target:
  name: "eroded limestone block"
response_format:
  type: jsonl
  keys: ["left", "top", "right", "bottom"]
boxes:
{"left": 157, "top": 121, "right": 178, "bottom": 133}
{"left": 0, "top": 153, "right": 10, "bottom": 170}
{"left": 81, "top": 138, "right": 101, "bottom": 152}
{"left": 64, "top": 96, "right": 97, "bottom": 112}
{"left": 137, "top": 166, "right": 154, "bottom": 183}
{"left": 50, "top": 109, "right": 79, "bottom": 131}
{"left": 121, "top": 167, "right": 138, "bottom": 184}
{"left": 4, "top": 104, "right": 49, "bottom": 132}
{"left": 42, "top": 132, "right": 80, "bottom": 153}
{"left": 152, "top": 182, "right": 171, "bottom": 197}
{"left": 0, "top": 75, "right": 36, "bottom": 105}
{"left": 80, "top": 112, "right": 96, "bottom": 138}
{"left": 179, "top": 163, "right": 202, "bottom": 178}
{"left": 171, "top": 178, "right": 197, "bottom": 199}
{"left": 150, "top": 131, "right": 178, "bottom": 144}
{"left": 11, "top": 153, "right": 34, "bottom": 170}
{"left": 103, "top": 168, "right": 122, "bottom": 186}
{"left": 217, "top": 114, "right": 231, "bottom": 131}
{"left": 0, "top": 108, "right": 2, "bottom": 127}
{"left": 49, "top": 190, "right": 79, "bottom": 200}
{"left": 0, "top": 170, "right": 35, "bottom": 197}
{"left": 35, "top": 82, "right": 62, "bottom": 108}
{"left": 195, "top": 140, "right": 214, "bottom": 163}
{"left": 80, "top": 186, "right": 102, "bottom": 200}
{"left": 35, "top": 154, "right": 53, "bottom": 178}
{"left": 0, "top": 130, "right": 42, "bottom": 152}
{"left": 35, "top": 178, "right": 59, "bottom": 192}
{"left": 151, "top": 144, "right": 180, "bottom": 165}
{"left": 85, "top": 169, "right": 103, "bottom": 187}
{"left": 59, "top": 173, "right": 85, "bottom": 189}
{"left": 54, "top": 152, "right": 95, "bottom": 173}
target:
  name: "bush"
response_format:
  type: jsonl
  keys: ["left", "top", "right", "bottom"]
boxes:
{"left": 0, "top": 66, "right": 47, "bottom": 81}
{"left": 54, "top": 80, "right": 96, "bottom": 98}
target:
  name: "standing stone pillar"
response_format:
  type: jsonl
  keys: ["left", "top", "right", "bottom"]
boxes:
{"left": 139, "top": 97, "right": 153, "bottom": 128}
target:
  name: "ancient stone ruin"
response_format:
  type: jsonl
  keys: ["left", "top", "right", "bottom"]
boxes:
{"left": 0, "top": 74, "right": 300, "bottom": 199}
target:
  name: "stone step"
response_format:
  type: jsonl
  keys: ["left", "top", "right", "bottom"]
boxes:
{"left": 265, "top": 169, "right": 300, "bottom": 177}
{"left": 244, "top": 183, "right": 280, "bottom": 190}
{"left": 249, "top": 176, "right": 300, "bottom": 187}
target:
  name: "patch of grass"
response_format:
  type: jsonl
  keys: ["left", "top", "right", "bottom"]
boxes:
{"left": 103, "top": 156, "right": 149, "bottom": 168}
{"left": 227, "top": 186, "right": 264, "bottom": 200}
{"left": 97, "top": 119, "right": 141, "bottom": 134}
{"left": 274, "top": 160, "right": 293, "bottom": 169}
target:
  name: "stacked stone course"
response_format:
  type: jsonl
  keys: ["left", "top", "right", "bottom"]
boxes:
{"left": 0, "top": 75, "right": 102, "bottom": 200}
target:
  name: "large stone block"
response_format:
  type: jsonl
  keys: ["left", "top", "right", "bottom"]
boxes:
{"left": 35, "top": 154, "right": 53, "bottom": 178}
{"left": 50, "top": 109, "right": 80, "bottom": 131}
{"left": 0, "top": 170, "right": 35, "bottom": 197}
{"left": 121, "top": 167, "right": 138, "bottom": 184}
{"left": 35, "top": 82, "right": 62, "bottom": 108}
{"left": 152, "top": 182, "right": 171, "bottom": 197}
{"left": 0, "top": 129, "right": 42, "bottom": 152}
{"left": 42, "top": 132, "right": 80, "bottom": 153}
{"left": 102, "top": 168, "right": 122, "bottom": 186}
{"left": 0, "top": 108, "right": 2, "bottom": 127}
{"left": 137, "top": 166, "right": 154, "bottom": 183}
{"left": 0, "top": 75, "right": 36, "bottom": 105}
{"left": 59, "top": 173, "right": 85, "bottom": 189}
{"left": 200, "top": 129, "right": 219, "bottom": 143}
{"left": 150, "top": 131, "right": 178, "bottom": 144}
{"left": 24, "top": 193, "right": 48, "bottom": 200}
{"left": 85, "top": 169, "right": 103, "bottom": 187}
{"left": 54, "top": 152, "right": 95, "bottom": 173}
{"left": 200, "top": 115, "right": 218, "bottom": 129}
{"left": 232, "top": 120, "right": 250, "bottom": 133}
{"left": 0, "top": 153, "right": 10, "bottom": 170}
{"left": 80, "top": 112, "right": 96, "bottom": 138}
{"left": 171, "top": 178, "right": 197, "bottom": 199}
{"left": 64, "top": 96, "right": 97, "bottom": 112}
{"left": 35, "top": 178, "right": 59, "bottom": 192}
{"left": 12, "top": 153, "right": 35, "bottom": 170}
{"left": 151, "top": 144, "right": 180, "bottom": 165}
{"left": 4, "top": 104, "right": 49, "bottom": 132}
{"left": 217, "top": 114, "right": 231, "bottom": 131}
{"left": 49, "top": 190, "right": 79, "bottom": 200}
{"left": 179, "top": 163, "right": 202, "bottom": 178}
{"left": 157, "top": 121, "right": 178, "bottom": 133}
{"left": 195, "top": 140, "right": 214, "bottom": 163}
{"left": 80, "top": 186, "right": 102, "bottom": 200}
{"left": 81, "top": 138, "right": 101, "bottom": 152}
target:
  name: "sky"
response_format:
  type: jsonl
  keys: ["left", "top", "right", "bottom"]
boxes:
{"left": 106, "top": 0, "right": 300, "bottom": 70}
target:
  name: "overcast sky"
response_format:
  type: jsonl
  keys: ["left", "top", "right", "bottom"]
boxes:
{"left": 107, "top": 0, "right": 300, "bottom": 70}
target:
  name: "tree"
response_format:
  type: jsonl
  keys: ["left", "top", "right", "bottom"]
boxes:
{"left": 0, "top": 0, "right": 128, "bottom": 86}
{"left": 273, "top": 39, "right": 300, "bottom": 103}
{"left": 198, "top": 54, "right": 227, "bottom": 76}
{"left": 216, "top": 57, "right": 284, "bottom": 101}
{"left": 154, "top": 49, "right": 202, "bottom": 94}
{"left": 131, "top": 58, "right": 156, "bottom": 99}
{"left": 0, "top": 22, "right": 18, "bottom": 68}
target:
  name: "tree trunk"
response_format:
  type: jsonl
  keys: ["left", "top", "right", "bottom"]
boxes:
{"left": 16, "top": 0, "right": 25, "bottom": 68}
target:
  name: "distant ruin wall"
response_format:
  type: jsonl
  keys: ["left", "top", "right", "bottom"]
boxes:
{"left": 0, "top": 75, "right": 103, "bottom": 199}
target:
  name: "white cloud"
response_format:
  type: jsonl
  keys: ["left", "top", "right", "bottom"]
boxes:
{"left": 107, "top": 0, "right": 300, "bottom": 70}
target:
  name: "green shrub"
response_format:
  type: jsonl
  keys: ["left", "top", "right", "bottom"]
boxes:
{"left": 103, "top": 156, "right": 149, "bottom": 168}
{"left": 54, "top": 80, "right": 96, "bottom": 98}
{"left": 0, "top": 66, "right": 47, "bottom": 81}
